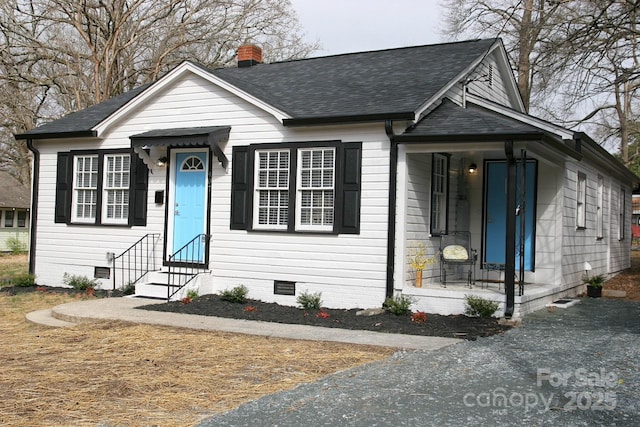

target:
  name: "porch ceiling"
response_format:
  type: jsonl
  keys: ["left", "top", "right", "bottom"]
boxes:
{"left": 130, "top": 126, "right": 230, "bottom": 168}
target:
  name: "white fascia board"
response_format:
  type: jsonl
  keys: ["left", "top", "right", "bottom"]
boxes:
{"left": 492, "top": 44, "right": 526, "bottom": 112}
{"left": 466, "top": 93, "right": 575, "bottom": 140}
{"left": 93, "top": 61, "right": 290, "bottom": 136}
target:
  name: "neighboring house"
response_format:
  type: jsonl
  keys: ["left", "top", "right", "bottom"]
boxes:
{"left": 16, "top": 39, "right": 638, "bottom": 317}
{"left": 632, "top": 193, "right": 640, "bottom": 247}
{"left": 0, "top": 171, "right": 30, "bottom": 252}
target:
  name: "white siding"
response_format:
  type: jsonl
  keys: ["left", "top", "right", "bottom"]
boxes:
{"left": 32, "top": 72, "right": 391, "bottom": 309}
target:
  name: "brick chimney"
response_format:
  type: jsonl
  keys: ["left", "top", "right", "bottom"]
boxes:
{"left": 237, "top": 44, "right": 262, "bottom": 68}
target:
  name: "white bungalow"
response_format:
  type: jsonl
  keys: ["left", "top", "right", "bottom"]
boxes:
{"left": 16, "top": 39, "right": 637, "bottom": 317}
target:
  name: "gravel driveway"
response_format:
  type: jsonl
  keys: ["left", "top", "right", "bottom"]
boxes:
{"left": 199, "top": 298, "right": 640, "bottom": 426}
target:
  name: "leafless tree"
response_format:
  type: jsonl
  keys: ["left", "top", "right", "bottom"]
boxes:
{"left": 442, "top": 0, "right": 639, "bottom": 169}
{"left": 0, "top": 0, "right": 317, "bottom": 182}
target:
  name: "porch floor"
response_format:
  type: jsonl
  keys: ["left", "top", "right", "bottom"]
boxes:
{"left": 403, "top": 279, "right": 584, "bottom": 318}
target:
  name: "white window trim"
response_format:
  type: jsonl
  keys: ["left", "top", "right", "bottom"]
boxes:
{"left": 576, "top": 171, "right": 586, "bottom": 229}
{"left": 430, "top": 154, "right": 448, "bottom": 235}
{"left": 596, "top": 175, "right": 604, "bottom": 239}
{"left": 71, "top": 154, "right": 99, "bottom": 224}
{"left": 101, "top": 153, "right": 131, "bottom": 225}
{"left": 619, "top": 187, "right": 626, "bottom": 240}
{"left": 253, "top": 149, "right": 290, "bottom": 230}
{"left": 295, "top": 147, "right": 335, "bottom": 232}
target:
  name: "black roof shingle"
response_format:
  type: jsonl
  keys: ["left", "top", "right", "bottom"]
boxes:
{"left": 16, "top": 39, "right": 497, "bottom": 139}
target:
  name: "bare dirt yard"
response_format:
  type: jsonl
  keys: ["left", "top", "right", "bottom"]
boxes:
{"left": 0, "top": 290, "right": 393, "bottom": 426}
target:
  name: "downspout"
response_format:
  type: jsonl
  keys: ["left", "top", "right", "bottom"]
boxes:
{"left": 504, "top": 141, "right": 516, "bottom": 317}
{"left": 25, "top": 139, "right": 39, "bottom": 275}
{"left": 385, "top": 120, "right": 398, "bottom": 300}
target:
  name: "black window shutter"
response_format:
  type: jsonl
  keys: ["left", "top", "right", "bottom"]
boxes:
{"left": 230, "top": 146, "right": 251, "bottom": 230}
{"left": 337, "top": 142, "right": 362, "bottom": 234}
{"left": 54, "top": 152, "right": 71, "bottom": 223}
{"left": 130, "top": 154, "right": 149, "bottom": 226}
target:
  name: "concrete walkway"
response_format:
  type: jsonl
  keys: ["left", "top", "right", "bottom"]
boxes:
{"left": 27, "top": 297, "right": 461, "bottom": 351}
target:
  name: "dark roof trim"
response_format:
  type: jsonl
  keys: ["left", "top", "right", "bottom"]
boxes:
{"left": 283, "top": 112, "right": 414, "bottom": 127}
{"left": 130, "top": 126, "right": 231, "bottom": 168}
{"left": 15, "top": 130, "right": 97, "bottom": 140}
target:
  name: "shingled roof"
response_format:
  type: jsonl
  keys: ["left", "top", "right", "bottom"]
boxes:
{"left": 16, "top": 39, "right": 498, "bottom": 139}
{"left": 0, "top": 171, "right": 30, "bottom": 209}
{"left": 398, "top": 99, "right": 560, "bottom": 142}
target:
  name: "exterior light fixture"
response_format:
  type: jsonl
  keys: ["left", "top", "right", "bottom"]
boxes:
{"left": 468, "top": 163, "right": 477, "bottom": 174}
{"left": 156, "top": 156, "right": 168, "bottom": 167}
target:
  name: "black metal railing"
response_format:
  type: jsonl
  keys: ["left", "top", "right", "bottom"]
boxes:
{"left": 112, "top": 233, "right": 161, "bottom": 291}
{"left": 167, "top": 234, "right": 209, "bottom": 300}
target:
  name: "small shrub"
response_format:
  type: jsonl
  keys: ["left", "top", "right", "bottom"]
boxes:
{"left": 12, "top": 273, "right": 35, "bottom": 287}
{"left": 6, "top": 236, "right": 26, "bottom": 254}
{"left": 244, "top": 305, "right": 258, "bottom": 312}
{"left": 296, "top": 291, "right": 322, "bottom": 310}
{"left": 186, "top": 289, "right": 199, "bottom": 300}
{"left": 384, "top": 293, "right": 414, "bottom": 316}
{"left": 121, "top": 282, "right": 136, "bottom": 295}
{"left": 63, "top": 273, "right": 98, "bottom": 291}
{"left": 220, "top": 285, "right": 249, "bottom": 303}
{"left": 584, "top": 274, "right": 605, "bottom": 287}
{"left": 410, "top": 311, "right": 428, "bottom": 323}
{"left": 464, "top": 295, "right": 499, "bottom": 318}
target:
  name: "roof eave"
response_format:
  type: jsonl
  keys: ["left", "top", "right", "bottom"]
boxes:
{"left": 14, "top": 130, "right": 98, "bottom": 140}
{"left": 283, "top": 112, "right": 414, "bottom": 127}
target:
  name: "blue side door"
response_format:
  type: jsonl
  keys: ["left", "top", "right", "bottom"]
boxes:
{"left": 172, "top": 151, "right": 207, "bottom": 262}
{"left": 484, "top": 160, "right": 536, "bottom": 270}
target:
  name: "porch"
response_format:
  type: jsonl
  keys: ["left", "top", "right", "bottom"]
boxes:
{"left": 402, "top": 278, "right": 585, "bottom": 318}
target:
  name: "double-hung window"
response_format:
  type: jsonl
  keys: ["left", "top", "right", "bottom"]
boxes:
{"left": 72, "top": 155, "right": 99, "bottom": 223}
{"left": 232, "top": 141, "right": 361, "bottom": 234}
{"left": 56, "top": 150, "right": 148, "bottom": 226}
{"left": 255, "top": 150, "right": 290, "bottom": 229}
{"left": 297, "top": 148, "right": 335, "bottom": 231}
{"left": 103, "top": 154, "right": 131, "bottom": 224}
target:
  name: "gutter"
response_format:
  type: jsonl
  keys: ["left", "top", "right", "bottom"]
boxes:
{"left": 25, "top": 139, "right": 39, "bottom": 275}
{"left": 385, "top": 120, "right": 398, "bottom": 300}
{"left": 283, "top": 112, "right": 414, "bottom": 127}
{"left": 15, "top": 130, "right": 97, "bottom": 140}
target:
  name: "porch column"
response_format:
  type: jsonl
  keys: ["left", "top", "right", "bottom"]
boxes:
{"left": 504, "top": 141, "right": 516, "bottom": 317}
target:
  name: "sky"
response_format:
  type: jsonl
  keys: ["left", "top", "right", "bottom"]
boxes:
{"left": 289, "top": 0, "right": 445, "bottom": 57}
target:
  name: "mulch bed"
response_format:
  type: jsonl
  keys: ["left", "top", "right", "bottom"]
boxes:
{"left": 139, "top": 294, "right": 511, "bottom": 340}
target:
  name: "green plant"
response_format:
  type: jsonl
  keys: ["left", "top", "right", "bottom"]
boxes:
{"left": 122, "top": 282, "right": 136, "bottom": 295}
{"left": 296, "top": 290, "right": 322, "bottom": 310}
{"left": 220, "top": 285, "right": 248, "bottom": 303}
{"left": 12, "top": 273, "right": 35, "bottom": 287}
{"left": 584, "top": 274, "right": 605, "bottom": 288}
{"left": 384, "top": 293, "right": 414, "bottom": 315}
{"left": 186, "top": 289, "right": 199, "bottom": 300}
{"left": 464, "top": 295, "right": 499, "bottom": 318}
{"left": 63, "top": 273, "right": 98, "bottom": 291}
{"left": 6, "top": 236, "right": 26, "bottom": 254}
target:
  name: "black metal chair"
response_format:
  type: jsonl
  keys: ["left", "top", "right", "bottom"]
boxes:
{"left": 439, "top": 231, "right": 477, "bottom": 288}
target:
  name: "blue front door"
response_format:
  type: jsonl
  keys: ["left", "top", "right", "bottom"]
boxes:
{"left": 171, "top": 151, "right": 208, "bottom": 262}
{"left": 483, "top": 160, "right": 536, "bottom": 270}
